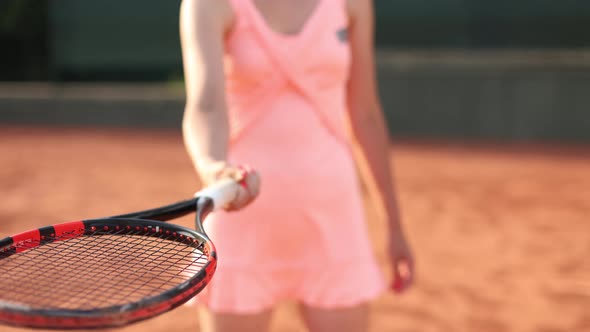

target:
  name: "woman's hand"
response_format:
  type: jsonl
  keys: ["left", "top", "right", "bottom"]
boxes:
{"left": 388, "top": 230, "right": 415, "bottom": 294}
{"left": 199, "top": 162, "right": 261, "bottom": 211}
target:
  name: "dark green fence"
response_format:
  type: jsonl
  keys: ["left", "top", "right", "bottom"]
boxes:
{"left": 2, "top": 0, "right": 590, "bottom": 142}
{"left": 374, "top": 0, "right": 590, "bottom": 48}
{"left": 44, "top": 0, "right": 590, "bottom": 80}
{"left": 0, "top": 0, "right": 48, "bottom": 80}
{"left": 48, "top": 0, "right": 183, "bottom": 80}
{"left": 2, "top": 0, "right": 590, "bottom": 80}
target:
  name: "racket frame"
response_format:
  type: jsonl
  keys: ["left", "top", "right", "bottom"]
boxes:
{"left": 0, "top": 196, "right": 217, "bottom": 329}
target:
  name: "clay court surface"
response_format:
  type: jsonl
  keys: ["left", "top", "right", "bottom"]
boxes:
{"left": 0, "top": 126, "right": 588, "bottom": 332}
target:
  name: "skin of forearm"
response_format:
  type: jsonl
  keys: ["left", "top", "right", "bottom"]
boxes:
{"left": 182, "top": 107, "right": 230, "bottom": 177}
{"left": 349, "top": 108, "right": 404, "bottom": 235}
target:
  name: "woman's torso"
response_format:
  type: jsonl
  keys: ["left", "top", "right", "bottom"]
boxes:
{"left": 204, "top": 0, "right": 375, "bottom": 266}
{"left": 222, "top": 0, "right": 358, "bottom": 193}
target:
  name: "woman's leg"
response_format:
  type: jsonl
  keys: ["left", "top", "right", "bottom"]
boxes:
{"left": 300, "top": 303, "right": 370, "bottom": 332}
{"left": 198, "top": 306, "right": 273, "bottom": 332}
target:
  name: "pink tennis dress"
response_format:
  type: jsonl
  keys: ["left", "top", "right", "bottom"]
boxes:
{"left": 196, "top": 0, "right": 386, "bottom": 313}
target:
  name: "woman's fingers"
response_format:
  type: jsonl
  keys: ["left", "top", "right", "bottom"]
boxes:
{"left": 221, "top": 165, "right": 260, "bottom": 211}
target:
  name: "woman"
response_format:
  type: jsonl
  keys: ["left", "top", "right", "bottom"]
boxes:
{"left": 180, "top": 0, "right": 414, "bottom": 331}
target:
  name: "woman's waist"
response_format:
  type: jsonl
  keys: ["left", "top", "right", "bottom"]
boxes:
{"left": 230, "top": 107, "right": 351, "bottom": 157}
{"left": 228, "top": 91, "right": 349, "bottom": 143}
{"left": 228, "top": 86, "right": 346, "bottom": 122}
{"left": 229, "top": 149, "right": 361, "bottom": 202}
{"left": 230, "top": 136, "right": 354, "bottom": 170}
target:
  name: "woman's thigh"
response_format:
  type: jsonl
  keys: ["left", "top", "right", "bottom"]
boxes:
{"left": 301, "top": 303, "right": 370, "bottom": 332}
{"left": 198, "top": 306, "right": 273, "bottom": 332}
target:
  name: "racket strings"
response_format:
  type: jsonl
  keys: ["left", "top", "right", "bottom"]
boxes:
{"left": 0, "top": 230, "right": 209, "bottom": 310}
{"left": 3, "top": 235, "right": 206, "bottom": 309}
{"left": 52, "top": 233, "right": 194, "bottom": 308}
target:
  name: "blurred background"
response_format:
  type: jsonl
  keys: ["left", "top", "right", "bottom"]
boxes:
{"left": 0, "top": 1, "right": 589, "bottom": 332}
{"left": 1, "top": 0, "right": 590, "bottom": 140}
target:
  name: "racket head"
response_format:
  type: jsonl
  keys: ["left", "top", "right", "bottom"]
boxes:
{"left": 0, "top": 213, "right": 216, "bottom": 329}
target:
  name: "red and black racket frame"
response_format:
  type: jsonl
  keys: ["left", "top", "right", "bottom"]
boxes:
{"left": 0, "top": 196, "right": 217, "bottom": 329}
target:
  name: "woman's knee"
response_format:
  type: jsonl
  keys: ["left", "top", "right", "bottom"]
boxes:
{"left": 300, "top": 302, "right": 370, "bottom": 332}
{"left": 198, "top": 306, "right": 273, "bottom": 332}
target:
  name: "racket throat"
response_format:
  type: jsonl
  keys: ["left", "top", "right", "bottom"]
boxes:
{"left": 195, "top": 197, "right": 214, "bottom": 234}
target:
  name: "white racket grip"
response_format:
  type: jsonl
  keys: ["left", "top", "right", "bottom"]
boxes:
{"left": 195, "top": 178, "right": 240, "bottom": 211}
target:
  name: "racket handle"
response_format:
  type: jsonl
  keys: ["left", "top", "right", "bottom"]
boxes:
{"left": 195, "top": 178, "right": 240, "bottom": 211}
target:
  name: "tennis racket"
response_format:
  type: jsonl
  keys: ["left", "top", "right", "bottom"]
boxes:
{"left": 0, "top": 179, "right": 240, "bottom": 329}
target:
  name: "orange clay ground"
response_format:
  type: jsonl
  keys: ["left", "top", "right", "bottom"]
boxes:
{"left": 0, "top": 126, "right": 588, "bottom": 332}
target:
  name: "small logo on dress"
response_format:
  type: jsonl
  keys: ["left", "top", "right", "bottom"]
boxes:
{"left": 336, "top": 27, "right": 348, "bottom": 42}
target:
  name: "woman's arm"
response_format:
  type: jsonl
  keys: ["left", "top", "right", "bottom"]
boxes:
{"left": 180, "top": 0, "right": 259, "bottom": 208}
{"left": 180, "top": 0, "right": 232, "bottom": 175}
{"left": 345, "top": 0, "right": 414, "bottom": 292}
